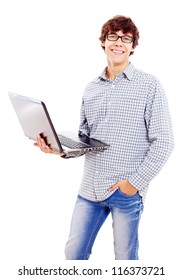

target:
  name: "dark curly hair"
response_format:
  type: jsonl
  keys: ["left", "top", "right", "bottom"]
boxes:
{"left": 99, "top": 15, "right": 139, "bottom": 55}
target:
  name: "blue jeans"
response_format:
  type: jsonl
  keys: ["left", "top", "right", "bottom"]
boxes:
{"left": 65, "top": 190, "right": 143, "bottom": 260}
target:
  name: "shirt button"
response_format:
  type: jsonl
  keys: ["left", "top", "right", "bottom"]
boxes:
{"left": 111, "top": 84, "right": 115, "bottom": 89}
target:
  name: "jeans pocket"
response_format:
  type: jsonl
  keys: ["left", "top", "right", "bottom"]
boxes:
{"left": 114, "top": 189, "right": 143, "bottom": 214}
{"left": 117, "top": 188, "right": 139, "bottom": 198}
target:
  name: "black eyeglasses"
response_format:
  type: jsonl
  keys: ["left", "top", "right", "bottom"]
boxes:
{"left": 106, "top": 34, "right": 134, "bottom": 43}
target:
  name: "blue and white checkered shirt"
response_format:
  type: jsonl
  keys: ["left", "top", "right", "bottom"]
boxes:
{"left": 78, "top": 63, "right": 174, "bottom": 203}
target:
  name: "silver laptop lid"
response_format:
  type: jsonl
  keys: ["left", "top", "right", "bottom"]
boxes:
{"left": 8, "top": 92, "right": 63, "bottom": 152}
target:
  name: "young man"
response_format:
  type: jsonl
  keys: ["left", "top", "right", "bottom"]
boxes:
{"left": 34, "top": 15, "right": 174, "bottom": 259}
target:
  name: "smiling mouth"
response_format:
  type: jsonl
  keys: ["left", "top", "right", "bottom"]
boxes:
{"left": 112, "top": 49, "right": 124, "bottom": 55}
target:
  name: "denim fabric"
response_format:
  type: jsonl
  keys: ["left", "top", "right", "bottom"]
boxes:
{"left": 65, "top": 190, "right": 143, "bottom": 260}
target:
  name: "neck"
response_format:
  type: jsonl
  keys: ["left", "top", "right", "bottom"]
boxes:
{"left": 106, "top": 61, "right": 129, "bottom": 81}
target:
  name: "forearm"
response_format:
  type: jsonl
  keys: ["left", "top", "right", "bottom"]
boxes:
{"left": 128, "top": 133, "right": 174, "bottom": 192}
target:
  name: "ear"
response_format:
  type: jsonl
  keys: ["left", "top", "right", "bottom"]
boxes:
{"left": 101, "top": 41, "right": 105, "bottom": 47}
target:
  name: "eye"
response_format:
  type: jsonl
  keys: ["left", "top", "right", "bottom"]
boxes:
{"left": 122, "top": 35, "right": 133, "bottom": 43}
{"left": 107, "top": 34, "right": 118, "bottom": 40}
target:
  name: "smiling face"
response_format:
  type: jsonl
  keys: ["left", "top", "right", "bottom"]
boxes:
{"left": 101, "top": 30, "right": 134, "bottom": 68}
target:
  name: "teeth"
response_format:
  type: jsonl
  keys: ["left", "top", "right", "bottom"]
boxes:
{"left": 112, "top": 50, "right": 123, "bottom": 54}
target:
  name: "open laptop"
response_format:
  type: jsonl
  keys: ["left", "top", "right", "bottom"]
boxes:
{"left": 8, "top": 92, "right": 110, "bottom": 158}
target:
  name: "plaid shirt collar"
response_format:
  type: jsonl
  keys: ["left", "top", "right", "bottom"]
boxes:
{"left": 99, "top": 62, "right": 135, "bottom": 81}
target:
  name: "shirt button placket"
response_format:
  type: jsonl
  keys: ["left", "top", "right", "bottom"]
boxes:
{"left": 94, "top": 154, "right": 100, "bottom": 198}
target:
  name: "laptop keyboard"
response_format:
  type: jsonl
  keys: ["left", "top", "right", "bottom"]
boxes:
{"left": 58, "top": 135, "right": 89, "bottom": 149}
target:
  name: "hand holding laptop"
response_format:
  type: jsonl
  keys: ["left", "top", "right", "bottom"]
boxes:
{"left": 8, "top": 92, "right": 110, "bottom": 158}
{"left": 34, "top": 135, "right": 65, "bottom": 157}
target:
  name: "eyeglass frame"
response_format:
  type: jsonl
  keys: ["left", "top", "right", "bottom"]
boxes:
{"left": 106, "top": 33, "right": 134, "bottom": 44}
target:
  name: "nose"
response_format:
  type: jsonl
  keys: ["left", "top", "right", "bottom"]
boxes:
{"left": 115, "top": 38, "right": 123, "bottom": 46}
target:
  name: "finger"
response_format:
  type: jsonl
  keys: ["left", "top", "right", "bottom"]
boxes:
{"left": 108, "top": 183, "right": 119, "bottom": 191}
{"left": 44, "top": 144, "right": 51, "bottom": 153}
{"left": 39, "top": 138, "right": 48, "bottom": 151}
{"left": 33, "top": 136, "right": 43, "bottom": 148}
{"left": 40, "top": 137, "right": 46, "bottom": 146}
{"left": 35, "top": 135, "right": 42, "bottom": 148}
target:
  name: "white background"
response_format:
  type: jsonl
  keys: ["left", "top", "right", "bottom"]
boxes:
{"left": 0, "top": 0, "right": 182, "bottom": 278}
